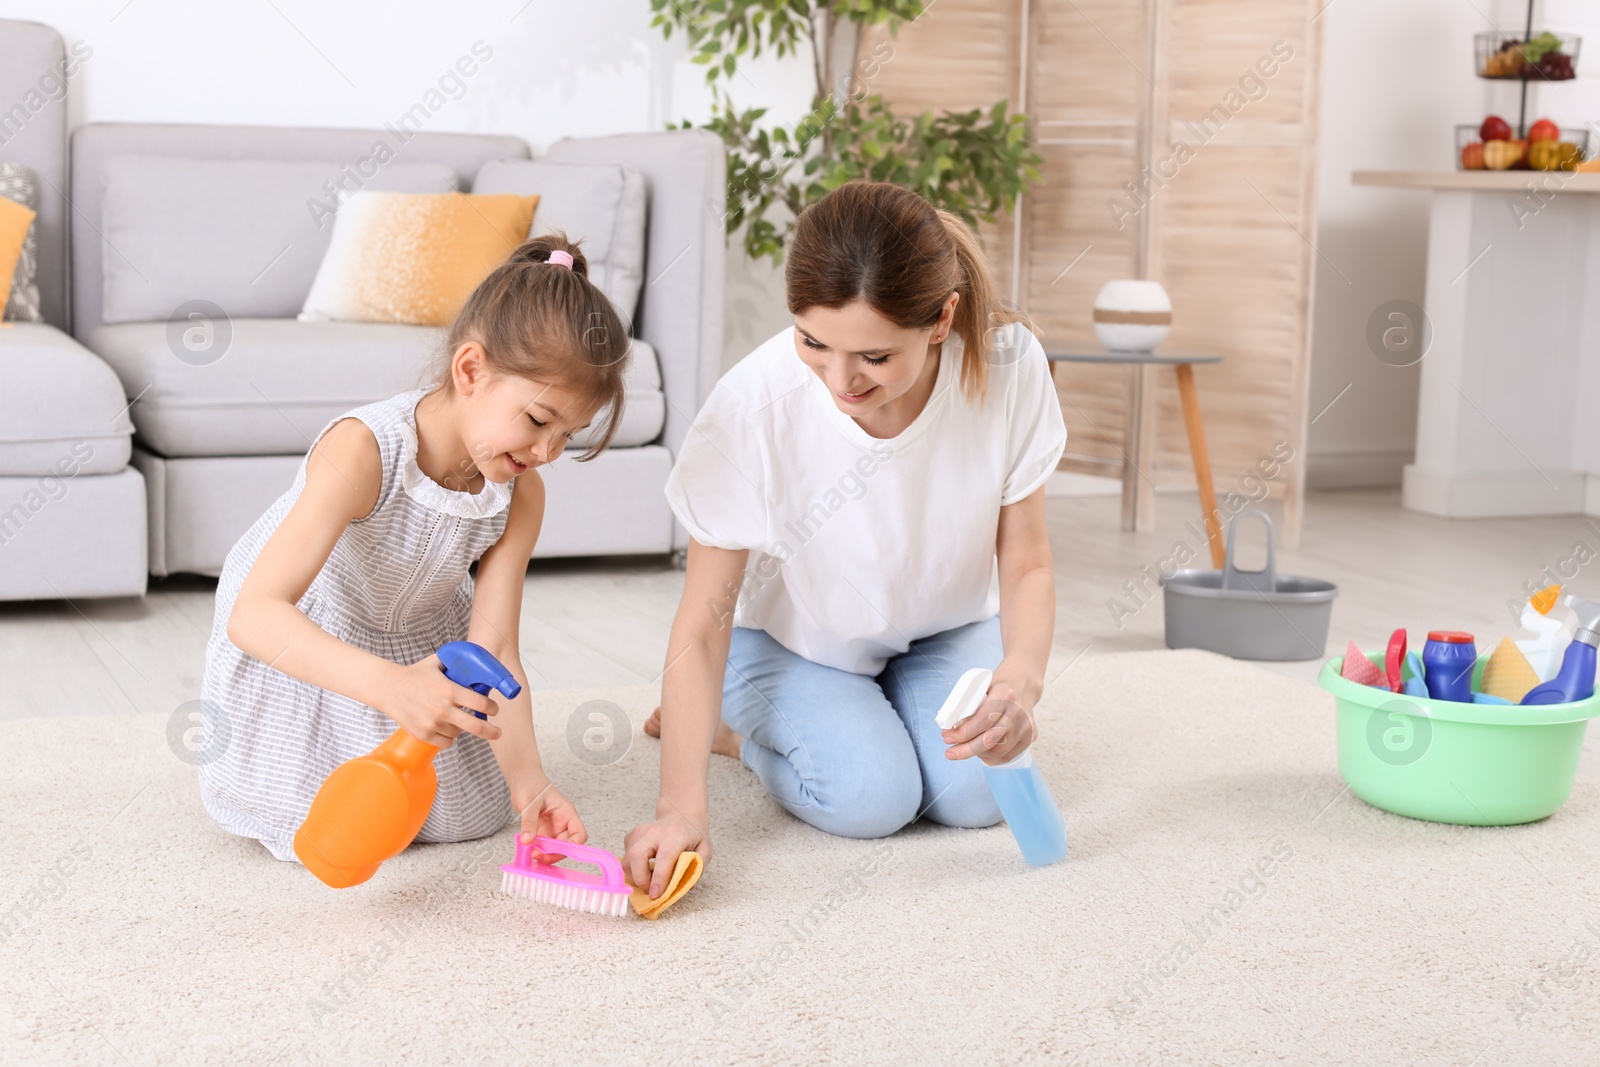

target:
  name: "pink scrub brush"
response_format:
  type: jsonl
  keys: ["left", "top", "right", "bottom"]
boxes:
{"left": 500, "top": 835, "right": 631, "bottom": 917}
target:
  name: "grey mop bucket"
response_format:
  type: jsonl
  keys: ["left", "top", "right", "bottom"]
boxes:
{"left": 1161, "top": 508, "right": 1337, "bottom": 661}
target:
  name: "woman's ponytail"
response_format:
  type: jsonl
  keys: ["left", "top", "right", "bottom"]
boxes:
{"left": 936, "top": 208, "right": 1015, "bottom": 402}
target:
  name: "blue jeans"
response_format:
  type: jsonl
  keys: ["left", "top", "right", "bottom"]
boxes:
{"left": 721, "top": 616, "right": 1005, "bottom": 839}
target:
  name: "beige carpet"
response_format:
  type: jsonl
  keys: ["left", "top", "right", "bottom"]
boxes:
{"left": 4, "top": 648, "right": 1600, "bottom": 1065}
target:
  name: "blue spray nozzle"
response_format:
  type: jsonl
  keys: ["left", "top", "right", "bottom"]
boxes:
{"left": 436, "top": 641, "right": 522, "bottom": 720}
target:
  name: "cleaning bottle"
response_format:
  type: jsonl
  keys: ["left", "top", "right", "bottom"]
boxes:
{"left": 935, "top": 668, "right": 1068, "bottom": 867}
{"left": 1522, "top": 595, "right": 1600, "bottom": 705}
{"left": 1516, "top": 584, "right": 1569, "bottom": 683}
{"left": 294, "top": 641, "right": 522, "bottom": 888}
{"left": 1422, "top": 631, "right": 1477, "bottom": 702}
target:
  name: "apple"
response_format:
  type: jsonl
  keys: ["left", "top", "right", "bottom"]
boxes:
{"left": 1529, "top": 118, "right": 1560, "bottom": 142}
{"left": 1461, "top": 142, "right": 1486, "bottom": 169}
{"left": 1484, "top": 139, "right": 1519, "bottom": 170}
{"left": 1480, "top": 115, "right": 1513, "bottom": 141}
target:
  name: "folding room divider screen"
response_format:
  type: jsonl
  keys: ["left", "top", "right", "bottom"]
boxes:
{"left": 860, "top": 0, "right": 1323, "bottom": 543}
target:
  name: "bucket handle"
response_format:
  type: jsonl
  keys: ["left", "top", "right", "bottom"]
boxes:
{"left": 1220, "top": 508, "right": 1277, "bottom": 594}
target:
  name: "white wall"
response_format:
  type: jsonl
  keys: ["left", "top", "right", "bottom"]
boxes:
{"left": 1309, "top": 0, "right": 1600, "bottom": 487}
{"left": 13, "top": 0, "right": 1594, "bottom": 440}
{"left": 0, "top": 0, "right": 821, "bottom": 145}
{"left": 0, "top": 0, "right": 812, "bottom": 368}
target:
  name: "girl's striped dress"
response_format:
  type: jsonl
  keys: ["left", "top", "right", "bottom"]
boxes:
{"left": 199, "top": 386, "right": 515, "bottom": 860}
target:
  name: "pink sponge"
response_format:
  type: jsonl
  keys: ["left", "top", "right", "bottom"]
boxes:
{"left": 1340, "top": 640, "right": 1386, "bottom": 687}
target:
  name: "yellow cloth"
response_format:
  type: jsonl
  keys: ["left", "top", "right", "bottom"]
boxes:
{"left": 1482, "top": 637, "right": 1541, "bottom": 703}
{"left": 299, "top": 191, "right": 538, "bottom": 326}
{"left": 0, "top": 196, "right": 35, "bottom": 318}
{"left": 628, "top": 850, "right": 703, "bottom": 920}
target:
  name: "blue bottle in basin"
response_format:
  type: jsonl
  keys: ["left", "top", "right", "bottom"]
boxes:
{"left": 1522, "top": 595, "right": 1600, "bottom": 704}
{"left": 935, "top": 668, "right": 1069, "bottom": 867}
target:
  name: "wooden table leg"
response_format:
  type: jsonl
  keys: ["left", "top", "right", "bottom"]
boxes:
{"left": 1120, "top": 363, "right": 1159, "bottom": 532}
{"left": 1175, "top": 362, "right": 1224, "bottom": 568}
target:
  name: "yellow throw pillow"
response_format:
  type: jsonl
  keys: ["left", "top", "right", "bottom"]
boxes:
{"left": 299, "top": 191, "right": 538, "bottom": 327}
{"left": 0, "top": 196, "right": 36, "bottom": 320}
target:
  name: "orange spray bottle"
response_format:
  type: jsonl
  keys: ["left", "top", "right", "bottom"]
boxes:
{"left": 294, "top": 641, "right": 522, "bottom": 888}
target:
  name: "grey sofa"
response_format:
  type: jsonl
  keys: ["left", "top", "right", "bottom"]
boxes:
{"left": 78, "top": 126, "right": 725, "bottom": 579}
{"left": 0, "top": 20, "right": 146, "bottom": 599}
{"left": 0, "top": 19, "right": 724, "bottom": 596}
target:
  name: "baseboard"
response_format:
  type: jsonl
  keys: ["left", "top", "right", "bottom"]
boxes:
{"left": 1307, "top": 449, "right": 1410, "bottom": 490}
{"left": 1403, "top": 464, "right": 1587, "bottom": 517}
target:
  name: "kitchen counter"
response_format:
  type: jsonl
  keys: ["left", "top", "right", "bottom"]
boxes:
{"left": 1354, "top": 169, "right": 1600, "bottom": 192}
{"left": 1356, "top": 168, "right": 1600, "bottom": 519}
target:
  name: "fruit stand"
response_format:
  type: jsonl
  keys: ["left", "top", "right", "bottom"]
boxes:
{"left": 1457, "top": 1, "right": 1589, "bottom": 173}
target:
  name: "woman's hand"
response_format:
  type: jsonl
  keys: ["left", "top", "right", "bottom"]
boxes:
{"left": 624, "top": 813, "right": 711, "bottom": 899}
{"left": 378, "top": 654, "right": 503, "bottom": 748}
{"left": 513, "top": 779, "right": 587, "bottom": 864}
{"left": 940, "top": 678, "right": 1037, "bottom": 765}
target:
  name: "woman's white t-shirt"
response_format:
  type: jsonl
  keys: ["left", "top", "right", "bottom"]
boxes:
{"left": 664, "top": 323, "right": 1067, "bottom": 676}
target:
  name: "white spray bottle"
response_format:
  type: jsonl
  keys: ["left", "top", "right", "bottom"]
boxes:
{"left": 1516, "top": 585, "right": 1569, "bottom": 683}
{"left": 935, "top": 668, "right": 1069, "bottom": 867}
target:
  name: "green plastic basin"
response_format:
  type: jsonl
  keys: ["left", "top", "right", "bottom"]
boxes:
{"left": 1319, "top": 652, "right": 1600, "bottom": 826}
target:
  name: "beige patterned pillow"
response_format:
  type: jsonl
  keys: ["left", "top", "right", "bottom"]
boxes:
{"left": 0, "top": 162, "right": 42, "bottom": 323}
{"left": 298, "top": 191, "right": 539, "bottom": 327}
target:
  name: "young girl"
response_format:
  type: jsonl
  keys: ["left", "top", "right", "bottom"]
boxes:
{"left": 199, "top": 236, "right": 630, "bottom": 865}
{"left": 625, "top": 181, "right": 1066, "bottom": 898}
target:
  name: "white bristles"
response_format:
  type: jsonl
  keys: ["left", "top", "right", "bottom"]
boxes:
{"left": 501, "top": 869, "right": 630, "bottom": 917}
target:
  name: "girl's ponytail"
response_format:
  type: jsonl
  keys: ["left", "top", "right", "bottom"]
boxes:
{"left": 786, "top": 181, "right": 1024, "bottom": 404}
{"left": 510, "top": 233, "right": 593, "bottom": 278}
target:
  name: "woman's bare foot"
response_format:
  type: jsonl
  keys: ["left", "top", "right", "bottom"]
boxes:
{"left": 643, "top": 706, "right": 742, "bottom": 759}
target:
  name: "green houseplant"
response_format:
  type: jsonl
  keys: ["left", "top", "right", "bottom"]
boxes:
{"left": 649, "top": 0, "right": 1043, "bottom": 262}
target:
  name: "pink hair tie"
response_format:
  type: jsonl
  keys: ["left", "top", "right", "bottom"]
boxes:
{"left": 547, "top": 250, "right": 574, "bottom": 270}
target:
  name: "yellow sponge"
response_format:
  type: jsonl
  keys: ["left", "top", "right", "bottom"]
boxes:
{"left": 629, "top": 850, "right": 703, "bottom": 920}
{"left": 1482, "top": 637, "right": 1541, "bottom": 703}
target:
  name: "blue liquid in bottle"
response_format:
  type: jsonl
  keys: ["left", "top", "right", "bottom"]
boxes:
{"left": 935, "top": 667, "right": 1069, "bottom": 867}
{"left": 984, "top": 750, "right": 1069, "bottom": 867}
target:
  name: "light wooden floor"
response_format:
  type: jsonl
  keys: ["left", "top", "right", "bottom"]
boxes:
{"left": 3, "top": 489, "right": 1592, "bottom": 768}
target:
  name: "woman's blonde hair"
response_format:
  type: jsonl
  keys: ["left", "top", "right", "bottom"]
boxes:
{"left": 784, "top": 181, "right": 1023, "bottom": 402}
{"left": 437, "top": 233, "right": 630, "bottom": 461}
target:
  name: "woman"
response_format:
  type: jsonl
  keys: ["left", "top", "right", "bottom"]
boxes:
{"left": 626, "top": 181, "right": 1066, "bottom": 898}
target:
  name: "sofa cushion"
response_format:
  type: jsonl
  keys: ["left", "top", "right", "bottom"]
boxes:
{"left": 471, "top": 160, "right": 647, "bottom": 322}
{"left": 298, "top": 192, "right": 538, "bottom": 327}
{"left": 0, "top": 162, "right": 43, "bottom": 323}
{"left": 100, "top": 156, "right": 459, "bottom": 325}
{"left": 0, "top": 323, "right": 132, "bottom": 476}
{"left": 0, "top": 195, "right": 33, "bottom": 325}
{"left": 573, "top": 337, "right": 664, "bottom": 451}
{"left": 86, "top": 320, "right": 666, "bottom": 457}
{"left": 88, "top": 319, "right": 446, "bottom": 456}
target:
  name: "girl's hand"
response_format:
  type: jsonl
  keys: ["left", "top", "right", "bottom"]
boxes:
{"left": 624, "top": 814, "right": 711, "bottom": 899}
{"left": 514, "top": 780, "right": 587, "bottom": 864}
{"left": 941, "top": 679, "right": 1037, "bottom": 765}
{"left": 379, "top": 654, "right": 503, "bottom": 748}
